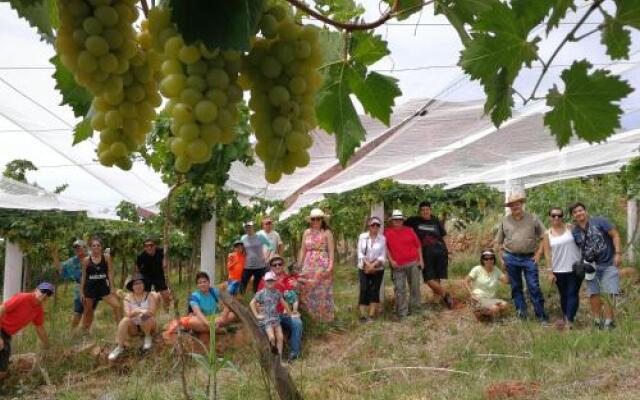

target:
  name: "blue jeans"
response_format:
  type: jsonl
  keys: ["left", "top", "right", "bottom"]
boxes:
{"left": 554, "top": 272, "right": 581, "bottom": 322}
{"left": 280, "top": 315, "right": 303, "bottom": 359}
{"left": 504, "top": 252, "right": 547, "bottom": 320}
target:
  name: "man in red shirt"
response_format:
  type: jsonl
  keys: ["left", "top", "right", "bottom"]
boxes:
{"left": 0, "top": 282, "right": 53, "bottom": 379}
{"left": 384, "top": 210, "right": 424, "bottom": 320}
{"left": 257, "top": 255, "right": 303, "bottom": 362}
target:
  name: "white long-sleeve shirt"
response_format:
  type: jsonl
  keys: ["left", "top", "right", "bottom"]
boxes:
{"left": 357, "top": 232, "right": 386, "bottom": 269}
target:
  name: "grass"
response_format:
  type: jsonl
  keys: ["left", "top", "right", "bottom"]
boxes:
{"left": 2, "top": 255, "right": 639, "bottom": 400}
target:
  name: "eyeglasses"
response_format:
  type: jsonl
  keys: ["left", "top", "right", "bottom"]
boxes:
{"left": 310, "top": 217, "right": 322, "bottom": 221}
{"left": 92, "top": 244, "right": 102, "bottom": 248}
{"left": 264, "top": 221, "right": 272, "bottom": 225}
{"left": 481, "top": 256, "right": 495, "bottom": 261}
{"left": 550, "top": 214, "right": 563, "bottom": 219}
{"left": 40, "top": 289, "right": 53, "bottom": 297}
{"left": 271, "top": 262, "right": 284, "bottom": 267}
{"left": 370, "top": 223, "right": 381, "bottom": 227}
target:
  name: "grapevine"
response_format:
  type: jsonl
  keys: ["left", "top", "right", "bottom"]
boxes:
{"left": 147, "top": 6, "right": 244, "bottom": 173}
{"left": 240, "top": 3, "right": 322, "bottom": 183}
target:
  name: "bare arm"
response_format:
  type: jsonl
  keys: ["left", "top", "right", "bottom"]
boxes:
{"left": 326, "top": 230, "right": 335, "bottom": 272}
{"left": 297, "top": 230, "right": 307, "bottom": 267}
{"left": 249, "top": 298, "right": 260, "bottom": 317}
{"left": 106, "top": 255, "right": 115, "bottom": 293}
{"left": 79, "top": 258, "right": 88, "bottom": 301}
{"left": 609, "top": 228, "right": 622, "bottom": 267}
{"left": 192, "top": 305, "right": 209, "bottom": 326}
{"left": 35, "top": 325, "right": 49, "bottom": 349}
{"left": 462, "top": 275, "right": 474, "bottom": 297}
{"left": 280, "top": 297, "right": 291, "bottom": 315}
{"left": 147, "top": 292, "right": 159, "bottom": 316}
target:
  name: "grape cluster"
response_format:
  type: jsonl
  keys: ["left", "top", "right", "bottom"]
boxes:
{"left": 56, "top": 0, "right": 161, "bottom": 169}
{"left": 240, "top": 4, "right": 322, "bottom": 183}
{"left": 147, "top": 7, "right": 244, "bottom": 173}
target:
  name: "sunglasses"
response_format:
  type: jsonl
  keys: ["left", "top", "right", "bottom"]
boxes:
{"left": 92, "top": 244, "right": 102, "bottom": 248}
{"left": 481, "top": 256, "right": 495, "bottom": 261}
{"left": 370, "top": 223, "right": 381, "bottom": 227}
{"left": 310, "top": 217, "right": 322, "bottom": 221}
{"left": 40, "top": 289, "right": 53, "bottom": 297}
{"left": 550, "top": 214, "right": 563, "bottom": 219}
{"left": 271, "top": 262, "right": 284, "bottom": 267}
{"left": 264, "top": 221, "right": 272, "bottom": 225}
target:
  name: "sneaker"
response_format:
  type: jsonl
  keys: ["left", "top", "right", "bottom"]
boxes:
{"left": 443, "top": 294, "right": 454, "bottom": 310}
{"left": 593, "top": 319, "right": 604, "bottom": 330}
{"left": 359, "top": 316, "right": 368, "bottom": 324}
{"left": 287, "top": 354, "right": 300, "bottom": 363}
{"left": 604, "top": 321, "right": 616, "bottom": 330}
{"left": 108, "top": 346, "right": 124, "bottom": 361}
{"left": 539, "top": 320, "right": 550, "bottom": 327}
{"left": 143, "top": 335, "right": 153, "bottom": 351}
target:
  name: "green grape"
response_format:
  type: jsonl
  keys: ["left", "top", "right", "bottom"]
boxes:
{"left": 98, "top": 150, "right": 116, "bottom": 166}
{"left": 72, "top": 29, "right": 88, "bottom": 46}
{"left": 206, "top": 68, "right": 230, "bottom": 89}
{"left": 194, "top": 100, "right": 218, "bottom": 123}
{"left": 294, "top": 40, "right": 311, "bottom": 59}
{"left": 200, "top": 123, "right": 222, "bottom": 145}
{"left": 115, "top": 157, "right": 132, "bottom": 170}
{"left": 186, "top": 75, "right": 207, "bottom": 92}
{"left": 77, "top": 51, "right": 98, "bottom": 73}
{"left": 272, "top": 116, "right": 291, "bottom": 135}
{"left": 161, "top": 59, "right": 182, "bottom": 75}
{"left": 179, "top": 123, "right": 200, "bottom": 141}
{"left": 226, "top": 83, "right": 243, "bottom": 103}
{"left": 268, "top": 86, "right": 290, "bottom": 106}
{"left": 160, "top": 73, "right": 186, "bottom": 97}
{"left": 174, "top": 157, "right": 192, "bottom": 173}
{"left": 103, "top": 28, "right": 124, "bottom": 49}
{"left": 105, "top": 110, "right": 123, "bottom": 129}
{"left": 126, "top": 85, "right": 146, "bottom": 103}
{"left": 274, "top": 42, "right": 294, "bottom": 64}
{"left": 170, "top": 137, "right": 187, "bottom": 156}
{"left": 82, "top": 17, "right": 103, "bottom": 35}
{"left": 94, "top": 6, "right": 119, "bottom": 27}
{"left": 259, "top": 14, "right": 278, "bottom": 38}
{"left": 206, "top": 89, "right": 228, "bottom": 107}
{"left": 261, "top": 56, "right": 282, "bottom": 79}
{"left": 187, "top": 139, "right": 209, "bottom": 161}
{"left": 178, "top": 45, "right": 201, "bottom": 64}
{"left": 122, "top": 118, "right": 138, "bottom": 136}
{"left": 110, "top": 141, "right": 128, "bottom": 158}
{"left": 187, "top": 61, "right": 208, "bottom": 76}
{"left": 164, "top": 36, "right": 184, "bottom": 58}
{"left": 265, "top": 168, "right": 283, "bottom": 184}
{"left": 99, "top": 53, "right": 118, "bottom": 73}
{"left": 172, "top": 103, "right": 194, "bottom": 124}
{"left": 180, "top": 88, "right": 203, "bottom": 106}
{"left": 90, "top": 111, "right": 106, "bottom": 130}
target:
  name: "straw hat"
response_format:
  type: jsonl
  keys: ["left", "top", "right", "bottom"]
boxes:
{"left": 269, "top": 254, "right": 285, "bottom": 266}
{"left": 504, "top": 192, "right": 526, "bottom": 206}
{"left": 308, "top": 208, "right": 326, "bottom": 220}
{"left": 390, "top": 209, "right": 405, "bottom": 220}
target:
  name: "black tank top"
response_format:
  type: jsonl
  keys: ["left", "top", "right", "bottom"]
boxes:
{"left": 87, "top": 256, "right": 109, "bottom": 283}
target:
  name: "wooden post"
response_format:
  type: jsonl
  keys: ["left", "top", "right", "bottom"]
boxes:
{"left": 3, "top": 240, "right": 24, "bottom": 300}
{"left": 627, "top": 198, "right": 638, "bottom": 263}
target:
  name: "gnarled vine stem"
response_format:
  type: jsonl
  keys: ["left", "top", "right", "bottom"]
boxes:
{"left": 284, "top": 0, "right": 400, "bottom": 31}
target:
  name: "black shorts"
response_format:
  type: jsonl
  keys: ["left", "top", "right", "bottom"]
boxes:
{"left": 84, "top": 281, "right": 111, "bottom": 302}
{"left": 144, "top": 276, "right": 168, "bottom": 292}
{"left": 0, "top": 330, "right": 12, "bottom": 373}
{"left": 422, "top": 250, "right": 448, "bottom": 282}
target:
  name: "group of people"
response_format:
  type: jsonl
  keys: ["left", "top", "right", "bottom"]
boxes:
{"left": 0, "top": 194, "right": 626, "bottom": 378}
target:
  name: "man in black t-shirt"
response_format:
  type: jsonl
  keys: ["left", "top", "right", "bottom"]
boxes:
{"left": 136, "top": 238, "right": 170, "bottom": 310}
{"left": 405, "top": 201, "right": 455, "bottom": 309}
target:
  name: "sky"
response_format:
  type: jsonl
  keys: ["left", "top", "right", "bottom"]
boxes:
{"left": 0, "top": 1, "right": 639, "bottom": 213}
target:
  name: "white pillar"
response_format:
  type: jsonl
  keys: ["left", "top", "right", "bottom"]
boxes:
{"left": 3, "top": 240, "right": 23, "bottom": 300}
{"left": 370, "top": 202, "right": 385, "bottom": 307}
{"left": 200, "top": 212, "right": 216, "bottom": 280}
{"left": 627, "top": 199, "right": 638, "bottom": 263}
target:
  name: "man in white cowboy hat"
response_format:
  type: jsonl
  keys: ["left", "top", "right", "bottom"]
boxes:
{"left": 384, "top": 209, "right": 424, "bottom": 320}
{"left": 495, "top": 192, "right": 548, "bottom": 322}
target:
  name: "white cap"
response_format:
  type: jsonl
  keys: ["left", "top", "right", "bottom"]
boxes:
{"left": 72, "top": 239, "right": 86, "bottom": 248}
{"left": 264, "top": 271, "right": 277, "bottom": 281}
{"left": 390, "top": 209, "right": 405, "bottom": 220}
{"left": 244, "top": 221, "right": 254, "bottom": 227}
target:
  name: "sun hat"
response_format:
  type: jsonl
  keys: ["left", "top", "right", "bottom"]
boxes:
{"left": 264, "top": 271, "right": 277, "bottom": 281}
{"left": 390, "top": 209, "right": 405, "bottom": 220}
{"left": 269, "top": 254, "right": 285, "bottom": 266}
{"left": 36, "top": 282, "right": 55, "bottom": 295}
{"left": 232, "top": 238, "right": 244, "bottom": 246}
{"left": 308, "top": 208, "right": 325, "bottom": 220}
{"left": 72, "top": 239, "right": 86, "bottom": 248}
{"left": 505, "top": 192, "right": 526, "bottom": 206}
{"left": 125, "top": 273, "right": 145, "bottom": 291}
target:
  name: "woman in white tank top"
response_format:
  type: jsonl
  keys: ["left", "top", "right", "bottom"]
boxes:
{"left": 542, "top": 207, "right": 582, "bottom": 328}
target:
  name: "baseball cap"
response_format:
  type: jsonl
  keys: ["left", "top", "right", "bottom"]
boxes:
{"left": 37, "top": 282, "right": 55, "bottom": 295}
{"left": 72, "top": 239, "right": 86, "bottom": 248}
{"left": 264, "top": 271, "right": 277, "bottom": 281}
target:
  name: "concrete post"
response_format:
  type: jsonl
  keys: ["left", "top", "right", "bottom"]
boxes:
{"left": 627, "top": 199, "right": 638, "bottom": 263}
{"left": 3, "top": 240, "right": 23, "bottom": 301}
{"left": 200, "top": 212, "right": 216, "bottom": 280}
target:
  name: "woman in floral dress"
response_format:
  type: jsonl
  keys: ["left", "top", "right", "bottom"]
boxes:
{"left": 297, "top": 208, "right": 335, "bottom": 322}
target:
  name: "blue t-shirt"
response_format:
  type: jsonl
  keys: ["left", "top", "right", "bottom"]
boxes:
{"left": 61, "top": 256, "right": 82, "bottom": 297}
{"left": 572, "top": 216, "right": 615, "bottom": 265}
{"left": 189, "top": 287, "right": 221, "bottom": 316}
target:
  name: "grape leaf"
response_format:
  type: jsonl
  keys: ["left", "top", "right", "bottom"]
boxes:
{"left": 317, "top": 29, "right": 343, "bottom": 67}
{"left": 350, "top": 32, "right": 390, "bottom": 66}
{"left": 382, "top": 0, "right": 423, "bottom": 21}
{"left": 459, "top": 1, "right": 539, "bottom": 126}
{"left": 546, "top": 0, "right": 576, "bottom": 34}
{"left": 434, "top": 0, "right": 497, "bottom": 43}
{"left": 50, "top": 56, "right": 93, "bottom": 119}
{"left": 614, "top": 0, "right": 640, "bottom": 30}
{"left": 2, "top": 0, "right": 57, "bottom": 43}
{"left": 72, "top": 117, "right": 93, "bottom": 146}
{"left": 511, "top": 0, "right": 554, "bottom": 31}
{"left": 348, "top": 67, "right": 401, "bottom": 126}
{"left": 601, "top": 14, "right": 631, "bottom": 60}
{"left": 316, "top": 63, "right": 366, "bottom": 166}
{"left": 544, "top": 60, "right": 633, "bottom": 147}
{"left": 168, "top": 0, "right": 265, "bottom": 51}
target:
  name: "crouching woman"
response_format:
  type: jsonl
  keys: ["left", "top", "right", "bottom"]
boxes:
{"left": 464, "top": 249, "right": 510, "bottom": 320}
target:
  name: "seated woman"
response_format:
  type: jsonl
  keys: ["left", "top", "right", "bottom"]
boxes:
{"left": 164, "top": 272, "right": 236, "bottom": 350}
{"left": 463, "top": 249, "right": 510, "bottom": 321}
{"left": 108, "top": 273, "right": 159, "bottom": 361}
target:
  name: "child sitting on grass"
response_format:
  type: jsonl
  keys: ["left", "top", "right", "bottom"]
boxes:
{"left": 226, "top": 239, "right": 245, "bottom": 296}
{"left": 250, "top": 271, "right": 290, "bottom": 364}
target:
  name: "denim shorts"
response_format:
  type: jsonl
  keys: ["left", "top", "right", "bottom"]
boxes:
{"left": 227, "top": 280, "right": 241, "bottom": 295}
{"left": 586, "top": 264, "right": 620, "bottom": 295}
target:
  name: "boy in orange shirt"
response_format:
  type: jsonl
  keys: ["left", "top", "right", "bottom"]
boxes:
{"left": 226, "top": 239, "right": 245, "bottom": 296}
